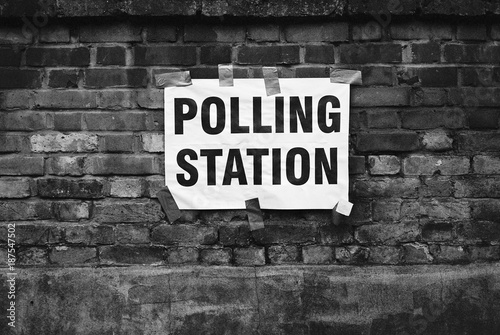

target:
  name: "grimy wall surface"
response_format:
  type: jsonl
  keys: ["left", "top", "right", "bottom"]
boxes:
{"left": 1, "top": 0, "right": 500, "bottom": 334}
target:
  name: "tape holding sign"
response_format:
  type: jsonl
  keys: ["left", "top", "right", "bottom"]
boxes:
{"left": 155, "top": 71, "right": 192, "bottom": 88}
{"left": 164, "top": 78, "right": 350, "bottom": 210}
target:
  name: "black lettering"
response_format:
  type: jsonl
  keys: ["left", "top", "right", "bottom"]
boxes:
{"left": 275, "top": 96, "right": 284, "bottom": 133}
{"left": 253, "top": 97, "right": 272, "bottom": 133}
{"left": 272, "top": 148, "right": 281, "bottom": 185}
{"left": 174, "top": 98, "right": 197, "bottom": 134}
{"left": 200, "top": 149, "right": 223, "bottom": 185}
{"left": 230, "top": 97, "right": 249, "bottom": 133}
{"left": 176, "top": 149, "right": 198, "bottom": 186}
{"left": 315, "top": 148, "right": 337, "bottom": 184}
{"left": 201, "top": 97, "right": 225, "bottom": 135}
{"left": 286, "top": 147, "right": 310, "bottom": 185}
{"left": 318, "top": 95, "right": 340, "bottom": 133}
{"left": 247, "top": 149, "right": 269, "bottom": 185}
{"left": 223, "top": 149, "right": 248, "bottom": 185}
{"left": 290, "top": 96, "right": 312, "bottom": 133}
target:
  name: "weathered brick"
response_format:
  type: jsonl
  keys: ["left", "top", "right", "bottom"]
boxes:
{"left": 0, "top": 69, "right": 42, "bottom": 89}
{"left": 96, "top": 46, "right": 126, "bottom": 66}
{"left": 422, "top": 130, "right": 453, "bottom": 151}
{"left": 457, "top": 24, "right": 487, "bottom": 41}
{"left": 403, "top": 155, "right": 470, "bottom": 175}
{"left": 200, "top": 248, "right": 232, "bottom": 265}
{"left": 369, "top": 155, "right": 400, "bottom": 175}
{"left": 0, "top": 156, "right": 44, "bottom": 175}
{"left": 422, "top": 222, "right": 453, "bottom": 241}
{"left": 462, "top": 67, "right": 500, "bottom": 87}
{"left": 49, "top": 246, "right": 97, "bottom": 265}
{"left": 0, "top": 178, "right": 31, "bottom": 198}
{"left": 93, "top": 200, "right": 163, "bottom": 223}
{"left": 401, "top": 199, "right": 470, "bottom": 220}
{"left": 457, "top": 132, "right": 500, "bottom": 152}
{"left": 455, "top": 177, "right": 500, "bottom": 198}
{"left": 449, "top": 88, "right": 500, "bottom": 107}
{"left": 146, "top": 25, "right": 176, "bottom": 42}
{"left": 144, "top": 176, "right": 165, "bottom": 198}
{"left": 134, "top": 46, "right": 196, "bottom": 65}
{"left": 200, "top": 45, "right": 231, "bottom": 65}
{"left": 65, "top": 225, "right": 114, "bottom": 245}
{"left": 414, "top": 67, "right": 458, "bottom": 87}
{"left": 469, "top": 246, "right": 500, "bottom": 261}
{"left": 37, "top": 178, "right": 105, "bottom": 199}
{"left": 459, "top": 220, "right": 500, "bottom": 242}
{"left": 411, "top": 42, "right": 440, "bottom": 63}
{"left": 99, "top": 134, "right": 135, "bottom": 152}
{"left": 284, "top": 22, "right": 348, "bottom": 42}
{"left": 219, "top": 222, "right": 251, "bottom": 246}
{"left": 351, "top": 88, "right": 410, "bottom": 107}
{"left": 349, "top": 156, "right": 366, "bottom": 175}
{"left": 401, "top": 108, "right": 465, "bottom": 129}
{"left": 141, "top": 133, "right": 164, "bottom": 152}
{"left": 33, "top": 90, "right": 98, "bottom": 109}
{"left": 100, "top": 245, "right": 164, "bottom": 265}
{"left": 356, "top": 132, "right": 420, "bottom": 152}
{"left": 40, "top": 25, "right": 70, "bottom": 43}
{"left": 444, "top": 44, "right": 500, "bottom": 63}
{"left": 355, "top": 222, "right": 420, "bottom": 245}
{"left": 340, "top": 43, "right": 402, "bottom": 64}
{"left": 184, "top": 24, "right": 245, "bottom": 42}
{"left": 85, "top": 155, "right": 160, "bottom": 175}
{"left": 152, "top": 224, "right": 217, "bottom": 245}
{"left": 268, "top": 245, "right": 299, "bottom": 264}
{"left": 110, "top": 178, "right": 144, "bottom": 198}
{"left": 295, "top": 66, "right": 329, "bottom": 78}
{"left": 85, "top": 112, "right": 147, "bottom": 131}
{"left": 390, "top": 21, "right": 453, "bottom": 40}
{"left": 304, "top": 45, "right": 334, "bottom": 64}
{"left": 47, "top": 70, "right": 79, "bottom": 88}
{"left": 247, "top": 24, "right": 280, "bottom": 42}
{"left": 80, "top": 23, "right": 142, "bottom": 42}
{"left": 31, "top": 133, "right": 98, "bottom": 153}
{"left": 0, "top": 46, "right": 21, "bottom": 66}
{"left": 116, "top": 224, "right": 149, "bottom": 244}
{"left": 466, "top": 110, "right": 500, "bottom": 130}
{"left": 353, "top": 177, "right": 420, "bottom": 198}
{"left": 15, "top": 225, "right": 63, "bottom": 245}
{"left": 18, "top": 248, "right": 48, "bottom": 266}
{"left": 0, "top": 201, "right": 53, "bottom": 221}
{"left": 411, "top": 88, "right": 448, "bottom": 106}
{"left": 26, "top": 47, "right": 90, "bottom": 67}
{"left": 236, "top": 45, "right": 300, "bottom": 65}
{"left": 46, "top": 156, "right": 85, "bottom": 176}
{"left": 252, "top": 223, "right": 316, "bottom": 244}
{"left": 352, "top": 22, "right": 382, "bottom": 41}
{"left": 84, "top": 69, "right": 147, "bottom": 88}
{"left": 0, "top": 135, "right": 24, "bottom": 153}
{"left": 364, "top": 110, "right": 398, "bottom": 128}
{"left": 234, "top": 247, "right": 265, "bottom": 266}
{"left": 471, "top": 199, "right": 500, "bottom": 222}
{"left": 303, "top": 245, "right": 335, "bottom": 264}
{"left": 430, "top": 245, "right": 468, "bottom": 263}
{"left": 336, "top": 245, "right": 369, "bottom": 264}
{"left": 361, "top": 67, "right": 393, "bottom": 86}
{"left": 96, "top": 90, "right": 136, "bottom": 109}
{"left": 373, "top": 200, "right": 401, "bottom": 222}
{"left": 473, "top": 155, "right": 500, "bottom": 174}
{"left": 368, "top": 246, "right": 401, "bottom": 264}
{"left": 402, "top": 243, "right": 433, "bottom": 264}
{"left": 0, "top": 26, "right": 32, "bottom": 43}
{"left": 54, "top": 201, "right": 90, "bottom": 221}
{"left": 0, "top": 111, "right": 46, "bottom": 131}
{"left": 318, "top": 224, "right": 354, "bottom": 245}
{"left": 420, "top": 176, "right": 453, "bottom": 197}
{"left": 166, "top": 247, "right": 198, "bottom": 264}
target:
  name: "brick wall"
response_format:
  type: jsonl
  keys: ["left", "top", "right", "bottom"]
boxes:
{"left": 1, "top": 16, "right": 500, "bottom": 269}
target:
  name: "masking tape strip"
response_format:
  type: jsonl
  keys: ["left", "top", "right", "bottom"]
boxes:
{"left": 245, "top": 198, "right": 265, "bottom": 231}
{"left": 336, "top": 199, "right": 353, "bottom": 216}
{"left": 157, "top": 187, "right": 182, "bottom": 223}
{"left": 330, "top": 69, "right": 363, "bottom": 85}
{"left": 263, "top": 67, "right": 281, "bottom": 96}
{"left": 155, "top": 71, "right": 192, "bottom": 88}
{"left": 218, "top": 64, "right": 234, "bottom": 87}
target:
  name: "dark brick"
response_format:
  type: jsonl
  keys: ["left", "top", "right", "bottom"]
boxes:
{"left": 252, "top": 223, "right": 316, "bottom": 244}
{"left": 422, "top": 223, "right": 453, "bottom": 241}
{"left": 448, "top": 88, "right": 500, "bottom": 107}
{"left": 0, "top": 47, "right": 21, "bottom": 66}
{"left": 469, "top": 245, "right": 500, "bottom": 261}
{"left": 457, "top": 132, "right": 500, "bottom": 152}
{"left": 84, "top": 112, "right": 147, "bottom": 131}
{"left": 219, "top": 222, "right": 251, "bottom": 246}
{"left": 462, "top": 67, "right": 500, "bottom": 87}
{"left": 65, "top": 225, "right": 114, "bottom": 245}
{"left": 305, "top": 45, "right": 335, "bottom": 64}
{"left": 50, "top": 247, "right": 97, "bottom": 265}
{"left": 284, "top": 23, "right": 348, "bottom": 42}
{"left": 303, "top": 245, "right": 335, "bottom": 264}
{"left": 37, "top": 178, "right": 105, "bottom": 199}
{"left": 0, "top": 69, "right": 42, "bottom": 89}
{"left": 336, "top": 245, "right": 369, "bottom": 264}
{"left": 96, "top": 46, "right": 126, "bottom": 66}
{"left": 458, "top": 221, "right": 500, "bottom": 242}
{"left": 411, "top": 87, "right": 448, "bottom": 106}
{"left": 0, "top": 111, "right": 46, "bottom": 131}
{"left": 368, "top": 246, "right": 401, "bottom": 264}
{"left": 236, "top": 45, "right": 300, "bottom": 65}
{"left": 99, "top": 134, "right": 135, "bottom": 152}
{"left": 355, "top": 222, "right": 420, "bottom": 245}
{"left": 466, "top": 110, "right": 500, "bottom": 129}
{"left": 116, "top": 224, "right": 149, "bottom": 244}
{"left": 457, "top": 24, "right": 487, "bottom": 41}
{"left": 411, "top": 42, "right": 440, "bottom": 63}
{"left": 100, "top": 245, "right": 164, "bottom": 264}
{"left": 14, "top": 225, "right": 63, "bottom": 245}
{"left": 0, "top": 156, "right": 44, "bottom": 175}
{"left": 93, "top": 200, "right": 164, "bottom": 223}
{"left": 40, "top": 25, "right": 70, "bottom": 43}
{"left": 444, "top": 44, "right": 500, "bottom": 63}
{"left": 319, "top": 224, "right": 354, "bottom": 245}
{"left": 147, "top": 25, "right": 177, "bottom": 42}
{"left": 188, "top": 67, "right": 219, "bottom": 79}
{"left": 295, "top": 66, "right": 330, "bottom": 78}
{"left": 471, "top": 199, "right": 500, "bottom": 222}
{"left": 54, "top": 201, "right": 90, "bottom": 221}
{"left": 361, "top": 67, "right": 393, "bottom": 86}
{"left": 402, "top": 244, "right": 432, "bottom": 264}
{"left": 390, "top": 21, "right": 453, "bottom": 40}
{"left": 85, "top": 155, "right": 160, "bottom": 175}
{"left": 349, "top": 156, "right": 366, "bottom": 174}
{"left": 84, "top": 69, "right": 147, "bottom": 88}
{"left": 184, "top": 25, "right": 245, "bottom": 42}
{"left": 234, "top": 247, "right": 265, "bottom": 266}
{"left": 134, "top": 46, "right": 196, "bottom": 66}
{"left": 0, "top": 135, "right": 24, "bottom": 153}
{"left": 351, "top": 87, "right": 410, "bottom": 106}
{"left": 0, "top": 201, "right": 53, "bottom": 221}
{"left": 80, "top": 23, "right": 142, "bottom": 42}
{"left": 401, "top": 108, "right": 465, "bottom": 129}
{"left": 247, "top": 24, "right": 280, "bottom": 42}
{"left": 268, "top": 245, "right": 299, "bottom": 264}
{"left": 53, "top": 112, "right": 82, "bottom": 130}
{"left": 34, "top": 91, "right": 98, "bottom": 109}
{"left": 151, "top": 224, "right": 217, "bottom": 245}
{"left": 165, "top": 247, "right": 198, "bottom": 264}
{"left": 200, "top": 45, "right": 231, "bottom": 65}
{"left": 416, "top": 67, "right": 457, "bottom": 87}
{"left": 356, "top": 133, "right": 420, "bottom": 152}
{"left": 48, "top": 69, "right": 79, "bottom": 88}
{"left": 353, "top": 178, "right": 420, "bottom": 198}
{"left": 365, "top": 110, "right": 399, "bottom": 128}
{"left": 340, "top": 43, "right": 402, "bottom": 64}
{"left": 26, "top": 47, "right": 90, "bottom": 67}
{"left": 455, "top": 177, "right": 500, "bottom": 198}
{"left": 199, "top": 248, "right": 231, "bottom": 265}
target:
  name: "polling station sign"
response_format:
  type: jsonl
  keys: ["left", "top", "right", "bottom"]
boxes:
{"left": 164, "top": 78, "right": 349, "bottom": 210}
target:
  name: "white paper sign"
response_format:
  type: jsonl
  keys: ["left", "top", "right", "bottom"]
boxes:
{"left": 164, "top": 78, "right": 350, "bottom": 209}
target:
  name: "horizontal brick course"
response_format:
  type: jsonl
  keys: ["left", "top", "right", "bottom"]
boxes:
{"left": 26, "top": 47, "right": 90, "bottom": 67}
{"left": 84, "top": 69, "right": 148, "bottom": 88}
{"left": 236, "top": 45, "right": 300, "bottom": 65}
{"left": 134, "top": 46, "right": 196, "bottom": 66}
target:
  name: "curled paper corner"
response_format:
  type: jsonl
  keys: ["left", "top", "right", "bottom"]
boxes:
{"left": 157, "top": 187, "right": 182, "bottom": 223}
{"left": 335, "top": 199, "right": 354, "bottom": 216}
{"left": 245, "top": 198, "right": 265, "bottom": 231}
{"left": 263, "top": 66, "right": 281, "bottom": 96}
{"left": 155, "top": 71, "right": 192, "bottom": 88}
{"left": 330, "top": 68, "right": 363, "bottom": 85}
{"left": 218, "top": 64, "right": 234, "bottom": 87}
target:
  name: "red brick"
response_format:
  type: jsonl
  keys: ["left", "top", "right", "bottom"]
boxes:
{"left": 200, "top": 45, "right": 232, "bottom": 65}
{"left": 457, "top": 24, "right": 487, "bottom": 41}
{"left": 0, "top": 201, "right": 53, "bottom": 220}
{"left": 26, "top": 47, "right": 90, "bottom": 67}
{"left": 336, "top": 246, "right": 369, "bottom": 264}
{"left": 96, "top": 46, "right": 126, "bottom": 66}
{"left": 46, "top": 156, "right": 85, "bottom": 176}
{"left": 116, "top": 224, "right": 149, "bottom": 244}
{"left": 99, "top": 245, "right": 164, "bottom": 265}
{"left": 84, "top": 112, "right": 147, "bottom": 131}
{"left": 455, "top": 177, "right": 500, "bottom": 198}
{"left": 457, "top": 132, "right": 500, "bottom": 152}
{"left": 33, "top": 90, "right": 98, "bottom": 109}
{"left": 268, "top": 245, "right": 299, "bottom": 264}
{"left": 303, "top": 246, "right": 335, "bottom": 264}
{"left": 93, "top": 200, "right": 163, "bottom": 223}
{"left": 0, "top": 156, "right": 44, "bottom": 175}
{"left": 146, "top": 25, "right": 177, "bottom": 42}
{"left": 401, "top": 108, "right": 465, "bottom": 129}
{"left": 340, "top": 43, "right": 402, "bottom": 64}
{"left": 134, "top": 46, "right": 196, "bottom": 65}
{"left": 99, "top": 134, "right": 135, "bottom": 152}
{"left": 152, "top": 224, "right": 217, "bottom": 245}
{"left": 368, "top": 155, "right": 401, "bottom": 175}
{"left": 184, "top": 25, "right": 245, "bottom": 42}
{"left": 85, "top": 155, "right": 160, "bottom": 175}
{"left": 356, "top": 132, "right": 420, "bottom": 152}
{"left": 236, "top": 45, "right": 300, "bottom": 65}
{"left": 353, "top": 177, "right": 420, "bottom": 198}
{"left": 352, "top": 22, "right": 382, "bottom": 41}
{"left": 200, "top": 248, "right": 232, "bottom": 265}
{"left": 462, "top": 67, "right": 500, "bottom": 87}
{"left": 31, "top": 133, "right": 98, "bottom": 152}
{"left": 351, "top": 87, "right": 410, "bottom": 107}
{"left": 65, "top": 225, "right": 114, "bottom": 244}
{"left": 54, "top": 201, "right": 90, "bottom": 221}
{"left": 466, "top": 109, "right": 500, "bottom": 129}
{"left": 48, "top": 70, "right": 79, "bottom": 88}
{"left": 304, "top": 45, "right": 334, "bottom": 64}
{"left": 355, "top": 222, "right": 420, "bottom": 245}
{"left": 284, "top": 22, "right": 348, "bottom": 42}
{"left": 37, "top": 178, "right": 105, "bottom": 199}
{"left": 84, "top": 69, "right": 147, "bottom": 88}
{"left": 411, "top": 42, "right": 440, "bottom": 63}
{"left": 0, "top": 135, "right": 25, "bottom": 153}
{"left": 0, "top": 111, "right": 46, "bottom": 130}
{"left": 53, "top": 112, "right": 82, "bottom": 130}
{"left": 474, "top": 155, "right": 500, "bottom": 174}
{"left": 80, "top": 23, "right": 142, "bottom": 42}
{"left": 0, "top": 69, "right": 42, "bottom": 89}
{"left": 234, "top": 247, "right": 265, "bottom": 266}
{"left": 0, "top": 47, "right": 21, "bottom": 66}
{"left": 0, "top": 177, "right": 32, "bottom": 198}
{"left": 444, "top": 44, "right": 500, "bottom": 63}
{"left": 40, "top": 25, "right": 70, "bottom": 43}
{"left": 251, "top": 223, "right": 317, "bottom": 244}
{"left": 247, "top": 24, "right": 280, "bottom": 42}
{"left": 390, "top": 21, "right": 453, "bottom": 40}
